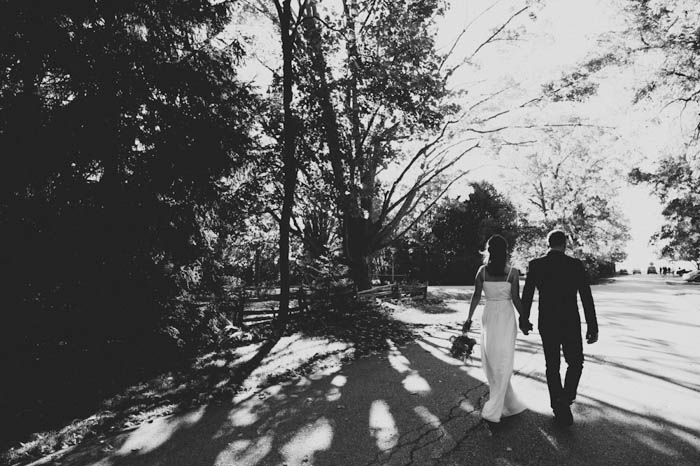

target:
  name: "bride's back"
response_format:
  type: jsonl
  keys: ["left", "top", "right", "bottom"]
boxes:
{"left": 482, "top": 266, "right": 512, "bottom": 302}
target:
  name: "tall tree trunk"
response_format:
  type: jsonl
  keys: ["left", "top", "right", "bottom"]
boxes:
{"left": 277, "top": 0, "right": 298, "bottom": 329}
{"left": 302, "top": 0, "right": 347, "bottom": 194}
{"left": 303, "top": 0, "right": 376, "bottom": 290}
{"left": 344, "top": 215, "right": 372, "bottom": 290}
{"left": 344, "top": 0, "right": 375, "bottom": 290}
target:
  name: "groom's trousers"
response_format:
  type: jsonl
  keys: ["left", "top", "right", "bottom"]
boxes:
{"left": 540, "top": 320, "right": 584, "bottom": 407}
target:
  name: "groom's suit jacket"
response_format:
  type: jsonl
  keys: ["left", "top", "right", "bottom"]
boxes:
{"left": 521, "top": 250, "right": 598, "bottom": 332}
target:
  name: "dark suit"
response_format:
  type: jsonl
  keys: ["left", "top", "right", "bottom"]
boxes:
{"left": 522, "top": 250, "right": 598, "bottom": 407}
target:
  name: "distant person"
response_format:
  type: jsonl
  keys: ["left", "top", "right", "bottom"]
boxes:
{"left": 520, "top": 230, "right": 598, "bottom": 426}
{"left": 463, "top": 234, "right": 527, "bottom": 424}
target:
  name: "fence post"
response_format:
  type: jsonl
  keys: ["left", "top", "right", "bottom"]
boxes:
{"left": 297, "top": 286, "right": 307, "bottom": 313}
{"left": 392, "top": 282, "right": 400, "bottom": 299}
{"left": 234, "top": 288, "right": 245, "bottom": 327}
{"left": 423, "top": 281, "right": 428, "bottom": 300}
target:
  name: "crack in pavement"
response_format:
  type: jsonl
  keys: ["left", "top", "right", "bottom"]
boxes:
{"left": 364, "top": 380, "right": 488, "bottom": 466}
{"left": 364, "top": 324, "right": 545, "bottom": 466}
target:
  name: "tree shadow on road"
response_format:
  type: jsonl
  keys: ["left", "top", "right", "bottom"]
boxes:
{"left": 448, "top": 404, "right": 700, "bottom": 466}
{"left": 55, "top": 326, "right": 700, "bottom": 466}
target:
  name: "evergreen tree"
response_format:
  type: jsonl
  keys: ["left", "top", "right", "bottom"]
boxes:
{"left": 0, "top": 0, "right": 259, "bottom": 345}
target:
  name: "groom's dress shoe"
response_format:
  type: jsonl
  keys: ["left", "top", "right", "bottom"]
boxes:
{"left": 553, "top": 402, "right": 573, "bottom": 426}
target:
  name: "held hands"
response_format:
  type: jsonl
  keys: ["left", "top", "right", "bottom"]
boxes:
{"left": 519, "top": 317, "right": 533, "bottom": 335}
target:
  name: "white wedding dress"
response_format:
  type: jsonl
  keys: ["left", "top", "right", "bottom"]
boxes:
{"left": 480, "top": 267, "right": 526, "bottom": 422}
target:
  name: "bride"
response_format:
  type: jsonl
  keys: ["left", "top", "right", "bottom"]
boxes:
{"left": 464, "top": 234, "right": 528, "bottom": 424}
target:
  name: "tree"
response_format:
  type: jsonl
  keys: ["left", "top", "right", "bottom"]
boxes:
{"left": 427, "top": 181, "right": 521, "bottom": 284}
{"left": 286, "top": 0, "right": 537, "bottom": 289}
{"left": 621, "top": 1, "right": 700, "bottom": 266}
{"left": 541, "top": 1, "right": 700, "bottom": 267}
{"left": 224, "top": 209, "right": 281, "bottom": 288}
{"left": 239, "top": 1, "right": 548, "bottom": 289}
{"left": 267, "top": 0, "right": 302, "bottom": 328}
{"left": 630, "top": 160, "right": 700, "bottom": 266}
{"left": 509, "top": 127, "right": 630, "bottom": 277}
{"left": 293, "top": 0, "right": 445, "bottom": 289}
{"left": 0, "top": 1, "right": 259, "bottom": 344}
{"left": 626, "top": 1, "right": 700, "bottom": 123}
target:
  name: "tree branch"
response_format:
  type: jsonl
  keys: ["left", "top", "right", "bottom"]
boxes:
{"left": 383, "top": 114, "right": 467, "bottom": 211}
{"left": 468, "top": 6, "right": 528, "bottom": 61}
{"left": 464, "top": 122, "right": 614, "bottom": 134}
{"left": 463, "top": 125, "right": 510, "bottom": 134}
{"left": 468, "top": 87, "right": 512, "bottom": 111}
{"left": 300, "top": 11, "right": 350, "bottom": 38}
{"left": 438, "top": 0, "right": 505, "bottom": 73}
{"left": 445, "top": 5, "right": 529, "bottom": 78}
{"left": 500, "top": 138, "right": 537, "bottom": 146}
{"left": 383, "top": 170, "right": 472, "bottom": 248}
{"left": 359, "top": 103, "right": 384, "bottom": 150}
{"left": 358, "top": 0, "right": 380, "bottom": 34}
{"left": 271, "top": 0, "right": 283, "bottom": 22}
{"left": 290, "top": 0, "right": 311, "bottom": 40}
{"left": 385, "top": 142, "right": 479, "bottom": 215}
{"left": 422, "top": 137, "right": 480, "bottom": 168}
{"left": 474, "top": 109, "right": 510, "bottom": 124}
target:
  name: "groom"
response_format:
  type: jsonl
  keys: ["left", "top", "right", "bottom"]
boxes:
{"left": 520, "top": 230, "right": 598, "bottom": 426}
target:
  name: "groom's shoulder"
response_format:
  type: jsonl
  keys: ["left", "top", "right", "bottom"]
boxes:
{"left": 527, "top": 255, "right": 547, "bottom": 270}
{"left": 530, "top": 254, "right": 548, "bottom": 264}
{"left": 563, "top": 254, "right": 586, "bottom": 270}
{"left": 564, "top": 253, "right": 583, "bottom": 265}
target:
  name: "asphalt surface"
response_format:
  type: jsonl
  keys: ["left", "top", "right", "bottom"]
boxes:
{"left": 42, "top": 276, "right": 700, "bottom": 466}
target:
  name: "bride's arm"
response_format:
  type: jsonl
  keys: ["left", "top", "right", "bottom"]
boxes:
{"left": 465, "top": 266, "right": 484, "bottom": 329}
{"left": 510, "top": 268, "right": 525, "bottom": 317}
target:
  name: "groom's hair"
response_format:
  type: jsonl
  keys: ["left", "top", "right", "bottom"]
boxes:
{"left": 547, "top": 230, "right": 567, "bottom": 247}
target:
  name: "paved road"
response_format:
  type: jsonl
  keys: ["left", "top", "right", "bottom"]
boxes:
{"left": 48, "top": 276, "right": 700, "bottom": 466}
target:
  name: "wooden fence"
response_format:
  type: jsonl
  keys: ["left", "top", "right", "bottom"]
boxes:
{"left": 357, "top": 282, "right": 428, "bottom": 300}
{"left": 232, "top": 286, "right": 308, "bottom": 327}
{"left": 213, "top": 281, "right": 428, "bottom": 328}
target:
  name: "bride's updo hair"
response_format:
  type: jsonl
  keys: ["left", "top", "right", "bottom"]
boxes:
{"left": 483, "top": 234, "right": 508, "bottom": 276}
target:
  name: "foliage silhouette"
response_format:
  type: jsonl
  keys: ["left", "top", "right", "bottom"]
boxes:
{"left": 0, "top": 0, "right": 261, "bottom": 450}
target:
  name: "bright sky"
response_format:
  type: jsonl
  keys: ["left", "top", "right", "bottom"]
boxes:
{"left": 433, "top": 0, "right": 673, "bottom": 268}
